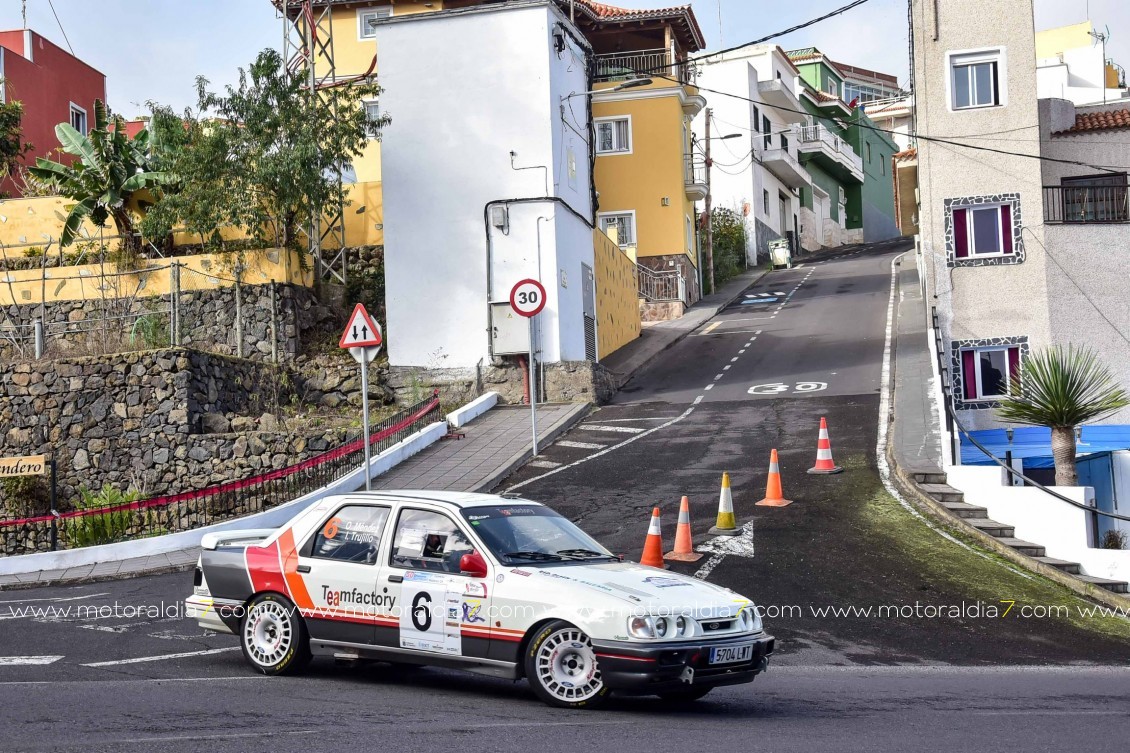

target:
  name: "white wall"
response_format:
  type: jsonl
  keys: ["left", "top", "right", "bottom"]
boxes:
{"left": 696, "top": 45, "right": 809, "bottom": 263}
{"left": 1037, "top": 45, "right": 1128, "bottom": 105}
{"left": 378, "top": 1, "right": 592, "bottom": 369}
{"left": 946, "top": 464, "right": 1130, "bottom": 585}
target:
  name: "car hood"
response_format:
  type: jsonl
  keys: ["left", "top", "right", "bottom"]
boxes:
{"left": 511, "top": 561, "right": 751, "bottom": 620}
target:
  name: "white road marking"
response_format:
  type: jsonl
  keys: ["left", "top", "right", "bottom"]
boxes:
{"left": 739, "top": 349, "right": 747, "bottom": 354}
{"left": 0, "top": 592, "right": 110, "bottom": 605}
{"left": 528, "top": 460, "right": 563, "bottom": 469}
{"left": 693, "top": 395, "right": 704, "bottom": 405}
{"left": 508, "top": 404, "right": 700, "bottom": 492}
{"left": 81, "top": 647, "right": 240, "bottom": 667}
{"left": 0, "top": 676, "right": 268, "bottom": 686}
{"left": 701, "top": 321, "right": 722, "bottom": 335}
{"left": 693, "top": 521, "right": 757, "bottom": 580}
{"left": 704, "top": 384, "right": 714, "bottom": 391}
{"left": 0, "top": 656, "right": 64, "bottom": 666}
{"left": 723, "top": 365, "right": 731, "bottom": 371}
{"left": 577, "top": 424, "right": 645, "bottom": 434}
{"left": 79, "top": 620, "right": 159, "bottom": 634}
{"left": 556, "top": 440, "right": 605, "bottom": 450}
{"left": 713, "top": 374, "right": 724, "bottom": 381}
{"left": 730, "top": 357, "right": 739, "bottom": 362}
{"left": 589, "top": 417, "right": 676, "bottom": 423}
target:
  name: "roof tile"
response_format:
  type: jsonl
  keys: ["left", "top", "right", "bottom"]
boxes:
{"left": 1055, "top": 107, "right": 1130, "bottom": 135}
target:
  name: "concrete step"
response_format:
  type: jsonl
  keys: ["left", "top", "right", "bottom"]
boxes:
{"left": 1032, "top": 557, "right": 1082, "bottom": 575}
{"left": 942, "top": 500, "right": 989, "bottom": 519}
{"left": 966, "top": 518, "right": 1016, "bottom": 538}
{"left": 995, "top": 537, "right": 1046, "bottom": 557}
{"left": 909, "top": 467, "right": 947, "bottom": 485}
{"left": 1075, "top": 575, "right": 1130, "bottom": 594}
{"left": 918, "top": 483, "right": 965, "bottom": 504}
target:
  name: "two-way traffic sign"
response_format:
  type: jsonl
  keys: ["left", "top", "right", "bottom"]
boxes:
{"left": 339, "top": 303, "right": 383, "bottom": 349}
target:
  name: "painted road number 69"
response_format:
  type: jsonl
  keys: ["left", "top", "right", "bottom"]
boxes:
{"left": 710, "top": 644, "right": 754, "bottom": 664}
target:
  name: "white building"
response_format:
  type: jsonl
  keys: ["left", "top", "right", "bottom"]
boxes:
{"left": 1036, "top": 21, "right": 1129, "bottom": 106}
{"left": 694, "top": 45, "right": 811, "bottom": 265}
{"left": 376, "top": 1, "right": 596, "bottom": 371}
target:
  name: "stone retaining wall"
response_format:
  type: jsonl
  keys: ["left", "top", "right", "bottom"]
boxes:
{"left": 0, "top": 348, "right": 356, "bottom": 513}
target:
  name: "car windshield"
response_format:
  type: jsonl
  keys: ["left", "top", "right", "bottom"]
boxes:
{"left": 461, "top": 505, "right": 616, "bottom": 565}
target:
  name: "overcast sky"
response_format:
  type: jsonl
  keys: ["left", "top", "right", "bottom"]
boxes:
{"left": 1, "top": 0, "right": 1127, "bottom": 115}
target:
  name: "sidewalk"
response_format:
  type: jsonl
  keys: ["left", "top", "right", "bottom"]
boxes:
{"left": 0, "top": 403, "right": 587, "bottom": 589}
{"left": 373, "top": 403, "right": 588, "bottom": 493}
{"left": 890, "top": 255, "right": 944, "bottom": 475}
{"left": 600, "top": 265, "right": 769, "bottom": 387}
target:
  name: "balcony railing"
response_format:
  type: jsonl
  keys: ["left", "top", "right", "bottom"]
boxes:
{"left": 636, "top": 264, "right": 687, "bottom": 303}
{"left": 797, "top": 125, "right": 863, "bottom": 176}
{"left": 1043, "top": 184, "right": 1130, "bottom": 224}
{"left": 593, "top": 48, "right": 697, "bottom": 85}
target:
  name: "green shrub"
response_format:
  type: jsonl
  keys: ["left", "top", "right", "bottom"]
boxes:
{"left": 63, "top": 485, "right": 140, "bottom": 548}
{"left": 1101, "top": 529, "right": 1127, "bottom": 550}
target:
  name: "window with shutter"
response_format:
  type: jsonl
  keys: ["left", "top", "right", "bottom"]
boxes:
{"left": 595, "top": 117, "right": 631, "bottom": 154}
{"left": 950, "top": 201, "right": 1016, "bottom": 261}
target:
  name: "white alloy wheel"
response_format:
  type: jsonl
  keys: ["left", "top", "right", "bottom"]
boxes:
{"left": 534, "top": 626, "right": 604, "bottom": 704}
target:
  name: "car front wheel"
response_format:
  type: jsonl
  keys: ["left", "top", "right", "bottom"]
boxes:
{"left": 240, "top": 593, "right": 311, "bottom": 676}
{"left": 524, "top": 620, "right": 610, "bottom": 709}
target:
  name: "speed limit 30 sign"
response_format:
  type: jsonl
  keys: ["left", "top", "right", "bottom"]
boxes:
{"left": 510, "top": 278, "right": 547, "bottom": 318}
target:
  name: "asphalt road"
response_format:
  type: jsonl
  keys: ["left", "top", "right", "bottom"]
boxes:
{"left": 2, "top": 242, "right": 1128, "bottom": 751}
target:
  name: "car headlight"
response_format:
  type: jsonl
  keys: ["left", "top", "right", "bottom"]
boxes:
{"left": 654, "top": 617, "right": 670, "bottom": 638}
{"left": 675, "top": 615, "right": 689, "bottom": 637}
{"left": 740, "top": 606, "right": 763, "bottom": 633}
{"left": 627, "top": 616, "right": 655, "bottom": 639}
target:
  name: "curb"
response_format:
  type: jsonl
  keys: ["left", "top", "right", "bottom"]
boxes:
{"left": 473, "top": 402, "right": 592, "bottom": 493}
{"left": 885, "top": 261, "right": 1130, "bottom": 611}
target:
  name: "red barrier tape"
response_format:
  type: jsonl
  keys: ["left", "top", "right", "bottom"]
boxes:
{"left": 0, "top": 396, "right": 441, "bottom": 529}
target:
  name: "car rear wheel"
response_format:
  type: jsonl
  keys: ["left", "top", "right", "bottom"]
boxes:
{"left": 240, "top": 593, "right": 311, "bottom": 676}
{"left": 524, "top": 620, "right": 609, "bottom": 709}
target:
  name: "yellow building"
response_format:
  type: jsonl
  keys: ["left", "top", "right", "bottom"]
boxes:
{"left": 578, "top": 3, "right": 707, "bottom": 310}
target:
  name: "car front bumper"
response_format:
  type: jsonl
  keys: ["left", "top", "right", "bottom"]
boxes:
{"left": 591, "top": 633, "right": 774, "bottom": 694}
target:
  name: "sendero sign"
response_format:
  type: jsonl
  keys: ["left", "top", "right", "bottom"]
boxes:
{"left": 0, "top": 455, "right": 47, "bottom": 478}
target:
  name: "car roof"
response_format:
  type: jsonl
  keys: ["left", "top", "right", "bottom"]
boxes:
{"left": 337, "top": 490, "right": 542, "bottom": 509}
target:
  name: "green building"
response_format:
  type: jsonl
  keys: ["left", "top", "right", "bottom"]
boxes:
{"left": 787, "top": 48, "right": 900, "bottom": 246}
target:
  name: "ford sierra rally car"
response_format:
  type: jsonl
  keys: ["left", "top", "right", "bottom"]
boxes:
{"left": 186, "top": 491, "right": 773, "bottom": 708}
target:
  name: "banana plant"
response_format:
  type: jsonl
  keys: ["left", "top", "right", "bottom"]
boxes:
{"left": 28, "top": 100, "right": 170, "bottom": 258}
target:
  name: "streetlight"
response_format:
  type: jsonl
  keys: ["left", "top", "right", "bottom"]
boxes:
{"left": 562, "top": 78, "right": 654, "bottom": 99}
{"left": 695, "top": 108, "right": 742, "bottom": 295}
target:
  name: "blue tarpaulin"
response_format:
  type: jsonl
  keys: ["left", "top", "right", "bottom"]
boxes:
{"left": 960, "top": 425, "right": 1130, "bottom": 468}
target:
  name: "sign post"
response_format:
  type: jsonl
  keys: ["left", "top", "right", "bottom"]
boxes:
{"left": 0, "top": 454, "right": 57, "bottom": 549}
{"left": 509, "top": 279, "right": 547, "bottom": 456}
{"left": 339, "top": 303, "right": 384, "bottom": 490}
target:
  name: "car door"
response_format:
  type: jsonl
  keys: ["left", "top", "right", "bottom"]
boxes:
{"left": 381, "top": 507, "right": 493, "bottom": 660}
{"left": 296, "top": 501, "right": 394, "bottom": 646}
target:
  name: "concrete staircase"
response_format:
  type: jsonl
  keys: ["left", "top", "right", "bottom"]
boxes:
{"left": 911, "top": 470, "right": 1129, "bottom": 594}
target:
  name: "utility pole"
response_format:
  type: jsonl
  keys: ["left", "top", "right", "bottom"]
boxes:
{"left": 704, "top": 107, "right": 715, "bottom": 296}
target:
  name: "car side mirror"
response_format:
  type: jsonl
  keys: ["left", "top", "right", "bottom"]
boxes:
{"left": 460, "top": 550, "right": 489, "bottom": 579}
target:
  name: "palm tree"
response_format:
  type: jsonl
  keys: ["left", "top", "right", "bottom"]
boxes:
{"left": 28, "top": 100, "right": 169, "bottom": 260}
{"left": 995, "top": 345, "right": 1129, "bottom": 486}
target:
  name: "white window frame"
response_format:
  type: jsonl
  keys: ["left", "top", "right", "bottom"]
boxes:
{"left": 363, "top": 100, "right": 382, "bottom": 138}
{"left": 964, "top": 346, "right": 1014, "bottom": 400}
{"left": 69, "top": 102, "right": 87, "bottom": 135}
{"left": 594, "top": 115, "right": 632, "bottom": 155}
{"left": 598, "top": 210, "right": 637, "bottom": 247}
{"left": 357, "top": 6, "right": 392, "bottom": 40}
{"left": 963, "top": 204, "right": 1010, "bottom": 257}
{"left": 946, "top": 47, "right": 1007, "bottom": 111}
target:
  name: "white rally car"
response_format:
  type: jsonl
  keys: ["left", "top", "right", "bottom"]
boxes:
{"left": 186, "top": 491, "right": 773, "bottom": 708}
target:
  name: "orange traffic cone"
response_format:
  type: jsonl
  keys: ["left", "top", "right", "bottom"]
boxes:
{"left": 807, "top": 417, "right": 844, "bottom": 474}
{"left": 756, "top": 449, "right": 793, "bottom": 507}
{"left": 666, "top": 496, "right": 703, "bottom": 562}
{"left": 640, "top": 507, "right": 667, "bottom": 568}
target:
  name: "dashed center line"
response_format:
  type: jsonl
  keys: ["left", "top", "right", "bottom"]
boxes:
{"left": 723, "top": 365, "right": 731, "bottom": 371}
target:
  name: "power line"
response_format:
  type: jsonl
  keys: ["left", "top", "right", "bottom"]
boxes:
{"left": 46, "top": 0, "right": 75, "bottom": 56}
{"left": 688, "top": 0, "right": 873, "bottom": 65}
